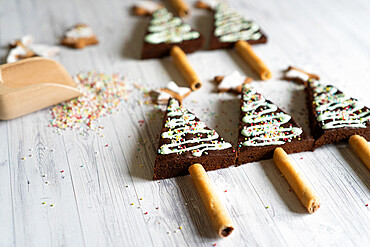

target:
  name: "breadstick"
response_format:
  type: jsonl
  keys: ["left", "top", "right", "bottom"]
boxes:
{"left": 235, "top": 40, "right": 272, "bottom": 80}
{"left": 189, "top": 164, "right": 234, "bottom": 238}
{"left": 349, "top": 135, "right": 370, "bottom": 170}
{"left": 170, "top": 46, "right": 202, "bottom": 91}
{"left": 168, "top": 0, "right": 189, "bottom": 16}
{"left": 273, "top": 148, "right": 320, "bottom": 213}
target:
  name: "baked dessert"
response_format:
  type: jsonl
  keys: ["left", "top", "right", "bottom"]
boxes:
{"left": 154, "top": 98, "right": 236, "bottom": 179}
{"left": 61, "top": 24, "right": 98, "bottom": 49}
{"left": 306, "top": 79, "right": 370, "bottom": 148}
{"left": 214, "top": 70, "right": 252, "bottom": 94}
{"left": 141, "top": 8, "right": 204, "bottom": 59}
{"left": 210, "top": 3, "right": 267, "bottom": 50}
{"left": 7, "top": 35, "right": 60, "bottom": 63}
{"left": 132, "top": 1, "right": 163, "bottom": 16}
{"left": 237, "top": 85, "right": 314, "bottom": 164}
{"left": 155, "top": 81, "right": 191, "bottom": 105}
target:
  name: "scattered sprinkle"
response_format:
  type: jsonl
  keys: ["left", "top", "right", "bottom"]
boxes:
{"left": 224, "top": 190, "right": 227, "bottom": 192}
{"left": 140, "top": 198, "right": 143, "bottom": 200}
{"left": 179, "top": 226, "right": 182, "bottom": 229}
{"left": 50, "top": 71, "right": 128, "bottom": 130}
{"left": 156, "top": 207, "right": 159, "bottom": 210}
{"left": 131, "top": 203, "right": 134, "bottom": 205}
{"left": 50, "top": 204, "right": 54, "bottom": 207}
{"left": 266, "top": 206, "right": 269, "bottom": 209}
{"left": 42, "top": 202, "right": 46, "bottom": 205}
{"left": 60, "top": 170, "right": 64, "bottom": 173}
{"left": 144, "top": 212, "right": 148, "bottom": 215}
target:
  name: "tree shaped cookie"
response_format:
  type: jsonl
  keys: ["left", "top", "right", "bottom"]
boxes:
{"left": 237, "top": 85, "right": 314, "bottom": 164}
{"left": 141, "top": 8, "right": 204, "bottom": 59}
{"left": 306, "top": 79, "right": 370, "bottom": 147}
{"left": 210, "top": 2, "right": 267, "bottom": 50}
{"left": 154, "top": 98, "right": 236, "bottom": 179}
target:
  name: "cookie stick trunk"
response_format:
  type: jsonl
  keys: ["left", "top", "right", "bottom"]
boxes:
{"left": 189, "top": 164, "right": 234, "bottom": 238}
{"left": 168, "top": 0, "right": 189, "bottom": 16}
{"left": 170, "top": 46, "right": 202, "bottom": 91}
{"left": 273, "top": 148, "right": 320, "bottom": 213}
{"left": 235, "top": 40, "right": 272, "bottom": 80}
{"left": 349, "top": 135, "right": 370, "bottom": 170}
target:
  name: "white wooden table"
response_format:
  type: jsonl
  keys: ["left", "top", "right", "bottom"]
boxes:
{"left": 1, "top": 0, "right": 369, "bottom": 246}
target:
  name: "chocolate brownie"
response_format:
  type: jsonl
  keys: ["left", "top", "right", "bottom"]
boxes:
{"left": 141, "top": 8, "right": 204, "bottom": 59}
{"left": 306, "top": 79, "right": 370, "bottom": 148}
{"left": 210, "top": 3, "right": 267, "bottom": 50}
{"left": 237, "top": 85, "right": 314, "bottom": 165}
{"left": 153, "top": 98, "right": 236, "bottom": 180}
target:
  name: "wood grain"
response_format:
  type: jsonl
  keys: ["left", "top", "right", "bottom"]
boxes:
{"left": 0, "top": 0, "right": 370, "bottom": 246}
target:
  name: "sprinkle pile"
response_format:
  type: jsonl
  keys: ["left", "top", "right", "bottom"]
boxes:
{"left": 50, "top": 71, "right": 128, "bottom": 129}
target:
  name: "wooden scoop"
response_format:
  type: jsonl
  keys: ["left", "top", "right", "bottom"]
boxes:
{"left": 0, "top": 57, "right": 81, "bottom": 120}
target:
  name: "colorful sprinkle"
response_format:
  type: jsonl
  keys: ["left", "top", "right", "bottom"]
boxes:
{"left": 49, "top": 71, "right": 128, "bottom": 130}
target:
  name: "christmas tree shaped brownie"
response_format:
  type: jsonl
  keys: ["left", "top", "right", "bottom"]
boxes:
{"left": 210, "top": 3, "right": 267, "bottom": 50}
{"left": 154, "top": 98, "right": 236, "bottom": 179}
{"left": 141, "top": 8, "right": 204, "bottom": 59}
{"left": 237, "top": 85, "right": 314, "bottom": 164}
{"left": 306, "top": 79, "right": 370, "bottom": 148}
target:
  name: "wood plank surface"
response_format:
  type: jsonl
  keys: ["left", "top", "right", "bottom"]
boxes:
{"left": 0, "top": 0, "right": 369, "bottom": 246}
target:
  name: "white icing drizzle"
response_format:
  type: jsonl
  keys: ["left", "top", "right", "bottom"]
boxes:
{"left": 145, "top": 8, "right": 200, "bottom": 44}
{"left": 241, "top": 86, "right": 302, "bottom": 146}
{"left": 214, "top": 3, "right": 263, "bottom": 43}
{"left": 65, "top": 25, "right": 95, "bottom": 39}
{"left": 158, "top": 99, "right": 232, "bottom": 156}
{"left": 310, "top": 80, "right": 370, "bottom": 129}
{"left": 218, "top": 71, "right": 246, "bottom": 91}
{"left": 135, "top": 1, "right": 162, "bottom": 13}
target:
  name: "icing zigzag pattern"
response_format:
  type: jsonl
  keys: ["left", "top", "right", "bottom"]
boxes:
{"left": 310, "top": 79, "right": 370, "bottom": 129}
{"left": 159, "top": 99, "right": 231, "bottom": 156}
{"left": 241, "top": 86, "right": 302, "bottom": 146}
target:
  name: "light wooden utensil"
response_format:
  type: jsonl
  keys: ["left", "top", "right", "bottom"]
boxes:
{"left": 0, "top": 57, "right": 81, "bottom": 120}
